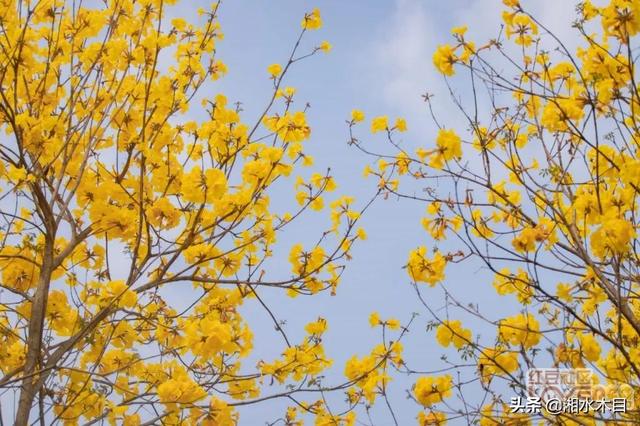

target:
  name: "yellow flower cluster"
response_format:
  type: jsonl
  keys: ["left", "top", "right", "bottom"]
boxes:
{"left": 344, "top": 342, "right": 403, "bottom": 404}
{"left": 259, "top": 319, "right": 332, "bottom": 384}
{"left": 413, "top": 375, "right": 453, "bottom": 407}
{"left": 435, "top": 320, "right": 472, "bottom": 349}
{"left": 492, "top": 268, "right": 533, "bottom": 305}
{"left": 478, "top": 347, "right": 519, "bottom": 382}
{"left": 430, "top": 129, "right": 462, "bottom": 169}
{"left": 407, "top": 247, "right": 447, "bottom": 286}
{"left": 498, "top": 313, "right": 541, "bottom": 348}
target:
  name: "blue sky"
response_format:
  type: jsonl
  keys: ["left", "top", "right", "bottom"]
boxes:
{"left": 165, "top": 0, "right": 581, "bottom": 424}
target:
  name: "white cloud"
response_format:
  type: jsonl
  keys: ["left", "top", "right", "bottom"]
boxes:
{"left": 374, "top": 0, "right": 584, "bottom": 137}
{"left": 374, "top": 0, "right": 443, "bottom": 137}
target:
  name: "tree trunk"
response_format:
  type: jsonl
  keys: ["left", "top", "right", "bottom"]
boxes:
{"left": 15, "top": 237, "right": 54, "bottom": 426}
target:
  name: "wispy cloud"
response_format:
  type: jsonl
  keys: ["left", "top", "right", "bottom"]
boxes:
{"left": 372, "top": 0, "right": 583, "bottom": 138}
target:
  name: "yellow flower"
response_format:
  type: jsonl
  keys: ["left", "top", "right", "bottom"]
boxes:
{"left": 435, "top": 320, "right": 472, "bottom": 349}
{"left": 267, "top": 63, "right": 282, "bottom": 77}
{"left": 414, "top": 375, "right": 453, "bottom": 407}
{"left": 493, "top": 268, "right": 533, "bottom": 305}
{"left": 432, "top": 44, "right": 457, "bottom": 76}
{"left": 418, "top": 411, "right": 447, "bottom": 425}
{"left": 305, "top": 318, "right": 328, "bottom": 335}
{"left": 577, "top": 333, "right": 601, "bottom": 362}
{"left": 387, "top": 318, "right": 401, "bottom": 330}
{"left": 556, "top": 283, "right": 573, "bottom": 302}
{"left": 157, "top": 378, "right": 206, "bottom": 404}
{"left": 99, "top": 280, "right": 137, "bottom": 309}
{"left": 498, "top": 313, "right": 540, "bottom": 348}
{"left": 394, "top": 117, "right": 407, "bottom": 132}
{"left": 302, "top": 8, "right": 322, "bottom": 30}
{"left": 371, "top": 116, "right": 389, "bottom": 133}
{"left": 407, "top": 247, "right": 447, "bottom": 286}
{"left": 581, "top": 0, "right": 599, "bottom": 20}
{"left": 369, "top": 311, "right": 381, "bottom": 327}
{"left": 319, "top": 41, "right": 332, "bottom": 52}
{"left": 451, "top": 25, "right": 467, "bottom": 36}
{"left": 470, "top": 209, "right": 495, "bottom": 238}
{"left": 171, "top": 18, "right": 187, "bottom": 31}
{"left": 436, "top": 129, "right": 462, "bottom": 159}
{"left": 511, "top": 227, "right": 538, "bottom": 253}
{"left": 430, "top": 128, "right": 462, "bottom": 169}
{"left": 478, "top": 348, "right": 519, "bottom": 382}
{"left": 351, "top": 109, "right": 365, "bottom": 123}
{"left": 504, "top": 13, "right": 539, "bottom": 46}
{"left": 601, "top": 0, "right": 640, "bottom": 40}
{"left": 7, "top": 165, "right": 30, "bottom": 183}
{"left": 310, "top": 196, "right": 324, "bottom": 211}
{"left": 590, "top": 216, "right": 635, "bottom": 258}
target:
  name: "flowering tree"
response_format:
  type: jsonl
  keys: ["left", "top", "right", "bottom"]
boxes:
{"left": 351, "top": 0, "right": 640, "bottom": 423}
{"left": 0, "top": 1, "right": 388, "bottom": 424}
